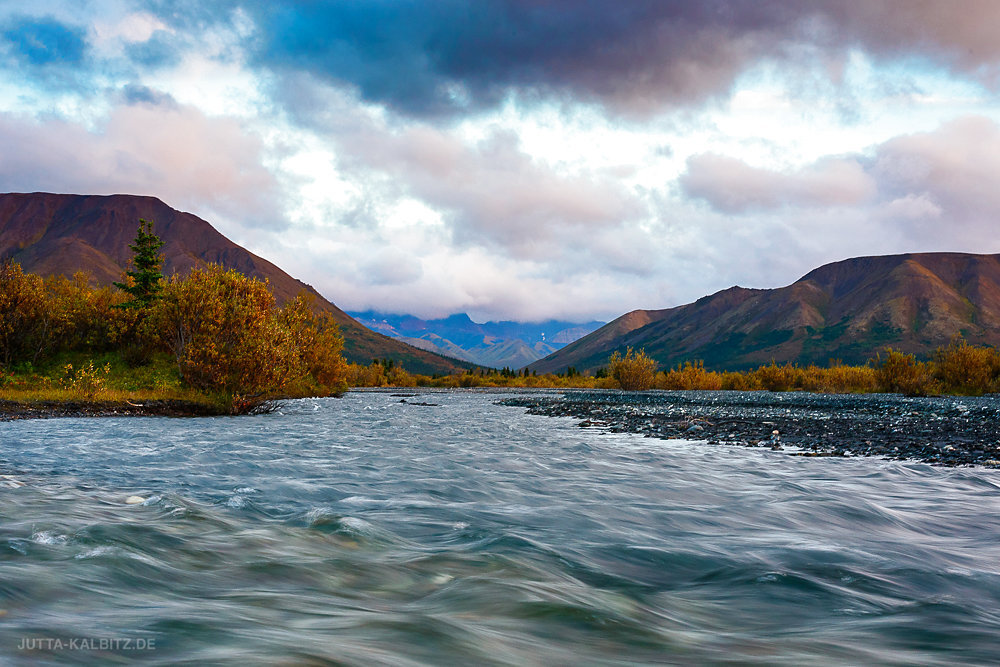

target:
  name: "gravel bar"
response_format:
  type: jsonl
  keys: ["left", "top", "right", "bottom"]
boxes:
{"left": 0, "top": 398, "right": 223, "bottom": 421}
{"left": 500, "top": 390, "right": 1000, "bottom": 467}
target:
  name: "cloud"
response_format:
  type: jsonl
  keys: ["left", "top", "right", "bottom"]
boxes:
{"left": 129, "top": 1, "right": 1000, "bottom": 119}
{"left": 120, "top": 83, "right": 177, "bottom": 107}
{"left": 820, "top": 1, "right": 1000, "bottom": 82}
{"left": 681, "top": 154, "right": 875, "bottom": 213}
{"left": 360, "top": 248, "right": 424, "bottom": 286}
{"left": 321, "top": 99, "right": 643, "bottom": 260}
{"left": 873, "top": 116, "right": 1000, "bottom": 222}
{"left": 680, "top": 115, "right": 1000, "bottom": 252}
{"left": 0, "top": 99, "right": 283, "bottom": 230}
{"left": 244, "top": 1, "right": 801, "bottom": 117}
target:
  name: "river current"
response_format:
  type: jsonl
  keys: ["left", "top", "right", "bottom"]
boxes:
{"left": 2, "top": 389, "right": 1000, "bottom": 665}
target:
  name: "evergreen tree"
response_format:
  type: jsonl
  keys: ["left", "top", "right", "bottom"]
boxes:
{"left": 114, "top": 219, "right": 165, "bottom": 309}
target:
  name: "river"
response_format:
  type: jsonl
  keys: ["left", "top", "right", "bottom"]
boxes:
{"left": 2, "top": 389, "right": 999, "bottom": 665}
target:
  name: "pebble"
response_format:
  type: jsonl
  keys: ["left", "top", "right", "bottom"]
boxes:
{"left": 500, "top": 390, "right": 1000, "bottom": 468}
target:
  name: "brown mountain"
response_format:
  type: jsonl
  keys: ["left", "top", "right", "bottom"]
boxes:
{"left": 0, "top": 192, "right": 464, "bottom": 375}
{"left": 530, "top": 252, "right": 1000, "bottom": 374}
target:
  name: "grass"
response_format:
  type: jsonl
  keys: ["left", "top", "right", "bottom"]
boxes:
{"left": 0, "top": 351, "right": 233, "bottom": 415}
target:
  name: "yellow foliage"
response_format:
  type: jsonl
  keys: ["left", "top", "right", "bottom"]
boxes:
{"left": 148, "top": 266, "right": 348, "bottom": 411}
{"left": 608, "top": 347, "right": 657, "bottom": 390}
{"left": 876, "top": 348, "right": 937, "bottom": 396}
{"left": 657, "top": 361, "right": 723, "bottom": 390}
{"left": 0, "top": 261, "right": 52, "bottom": 367}
{"left": 932, "top": 338, "right": 1000, "bottom": 395}
{"left": 279, "top": 293, "right": 349, "bottom": 395}
{"left": 60, "top": 361, "right": 112, "bottom": 399}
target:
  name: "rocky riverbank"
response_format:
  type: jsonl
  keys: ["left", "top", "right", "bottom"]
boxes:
{"left": 500, "top": 390, "right": 1000, "bottom": 467}
{"left": 0, "top": 398, "right": 225, "bottom": 421}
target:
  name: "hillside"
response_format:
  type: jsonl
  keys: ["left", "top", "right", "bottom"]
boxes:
{"left": 349, "top": 311, "right": 604, "bottom": 369}
{"left": 0, "top": 192, "right": 464, "bottom": 374}
{"left": 530, "top": 252, "right": 1000, "bottom": 374}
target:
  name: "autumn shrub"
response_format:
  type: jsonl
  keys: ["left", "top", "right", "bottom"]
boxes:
{"left": 876, "top": 348, "right": 937, "bottom": 396}
{"left": 386, "top": 366, "right": 417, "bottom": 387}
{"left": 279, "top": 293, "right": 349, "bottom": 395}
{"left": 149, "top": 266, "right": 302, "bottom": 412}
{"left": 930, "top": 339, "right": 1000, "bottom": 395}
{"left": 608, "top": 347, "right": 657, "bottom": 390}
{"left": 0, "top": 261, "right": 55, "bottom": 367}
{"left": 458, "top": 370, "right": 484, "bottom": 388}
{"left": 814, "top": 363, "right": 879, "bottom": 393}
{"left": 48, "top": 273, "right": 133, "bottom": 352}
{"left": 60, "top": 361, "right": 112, "bottom": 399}
{"left": 657, "top": 360, "right": 723, "bottom": 390}
{"left": 748, "top": 362, "right": 800, "bottom": 392}
{"left": 718, "top": 371, "right": 758, "bottom": 391}
{"left": 347, "top": 362, "right": 388, "bottom": 387}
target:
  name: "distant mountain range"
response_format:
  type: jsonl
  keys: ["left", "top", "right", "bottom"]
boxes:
{"left": 531, "top": 252, "right": 1000, "bottom": 374}
{"left": 0, "top": 192, "right": 464, "bottom": 375}
{"left": 349, "top": 311, "right": 604, "bottom": 369}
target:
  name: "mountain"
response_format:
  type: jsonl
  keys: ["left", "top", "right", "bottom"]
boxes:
{"left": 530, "top": 252, "right": 1000, "bottom": 374}
{"left": 349, "top": 311, "right": 604, "bottom": 369}
{"left": 0, "top": 192, "right": 463, "bottom": 375}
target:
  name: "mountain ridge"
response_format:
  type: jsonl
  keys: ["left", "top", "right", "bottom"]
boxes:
{"left": 530, "top": 252, "right": 1000, "bottom": 374}
{"left": 349, "top": 311, "right": 604, "bottom": 369}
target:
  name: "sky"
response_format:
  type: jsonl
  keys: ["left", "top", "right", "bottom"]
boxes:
{"left": 2, "top": 1, "right": 1000, "bottom": 323}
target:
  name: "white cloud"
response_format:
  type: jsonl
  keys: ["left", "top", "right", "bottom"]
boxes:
{"left": 0, "top": 102, "right": 283, "bottom": 230}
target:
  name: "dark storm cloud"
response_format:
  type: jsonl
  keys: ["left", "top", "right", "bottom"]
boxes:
{"left": 247, "top": 0, "right": 808, "bottom": 117}
{"left": 216, "top": 0, "right": 1000, "bottom": 118}
{"left": 2, "top": 15, "right": 86, "bottom": 66}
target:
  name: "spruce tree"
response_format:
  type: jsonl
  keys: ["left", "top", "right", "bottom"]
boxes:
{"left": 114, "top": 218, "right": 165, "bottom": 309}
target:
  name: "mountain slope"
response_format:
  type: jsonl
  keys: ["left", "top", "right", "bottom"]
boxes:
{"left": 530, "top": 252, "right": 1000, "bottom": 374}
{"left": 0, "top": 192, "right": 463, "bottom": 374}
{"left": 349, "top": 311, "right": 603, "bottom": 369}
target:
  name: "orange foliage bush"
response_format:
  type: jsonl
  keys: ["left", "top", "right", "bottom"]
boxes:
{"left": 149, "top": 266, "right": 347, "bottom": 411}
{"left": 608, "top": 347, "right": 657, "bottom": 390}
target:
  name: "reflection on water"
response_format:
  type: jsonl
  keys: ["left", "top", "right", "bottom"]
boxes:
{"left": 2, "top": 390, "right": 1000, "bottom": 665}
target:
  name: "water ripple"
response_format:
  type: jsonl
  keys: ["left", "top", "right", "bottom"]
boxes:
{"left": 1, "top": 389, "right": 999, "bottom": 664}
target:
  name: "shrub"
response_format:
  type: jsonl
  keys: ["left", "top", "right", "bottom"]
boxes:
{"left": 149, "top": 266, "right": 302, "bottom": 412}
{"left": 347, "top": 362, "right": 388, "bottom": 387}
{"left": 279, "top": 293, "right": 349, "bottom": 395}
{"left": 932, "top": 339, "right": 1000, "bottom": 395}
{"left": 749, "top": 361, "right": 799, "bottom": 392}
{"left": 813, "top": 363, "right": 879, "bottom": 394}
{"left": 0, "top": 261, "right": 54, "bottom": 367}
{"left": 60, "top": 361, "right": 111, "bottom": 399}
{"left": 876, "top": 348, "right": 937, "bottom": 396}
{"left": 608, "top": 347, "right": 657, "bottom": 391}
{"left": 657, "top": 360, "right": 723, "bottom": 390}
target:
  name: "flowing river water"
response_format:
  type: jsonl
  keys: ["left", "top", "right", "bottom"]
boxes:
{"left": 2, "top": 389, "right": 1000, "bottom": 665}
